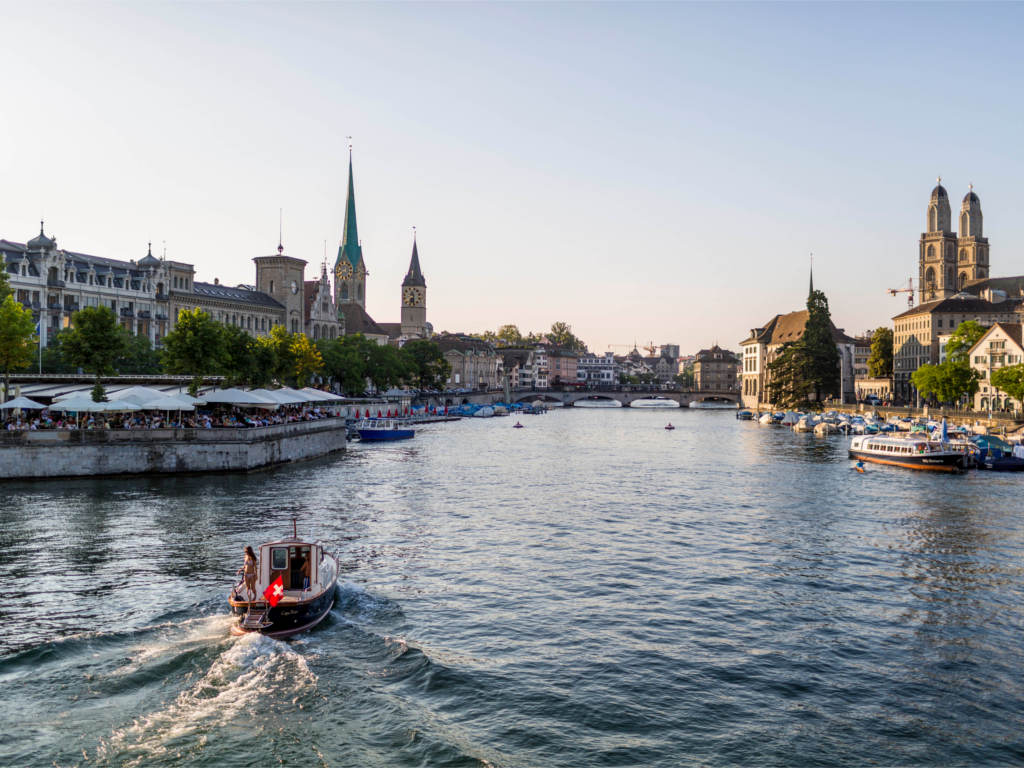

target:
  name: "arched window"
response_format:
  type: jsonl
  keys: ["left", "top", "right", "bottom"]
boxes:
{"left": 929, "top": 207, "right": 937, "bottom": 231}
{"left": 341, "top": 283, "right": 348, "bottom": 300}
{"left": 269, "top": 280, "right": 275, "bottom": 294}
{"left": 330, "top": 327, "right": 336, "bottom": 340}
{"left": 926, "top": 245, "right": 935, "bottom": 260}
{"left": 313, "top": 325, "right": 319, "bottom": 339}
{"left": 960, "top": 212, "right": 968, "bottom": 234}
{"left": 959, "top": 272, "right": 967, "bottom": 290}
{"left": 959, "top": 248, "right": 966, "bottom": 262}
{"left": 925, "top": 267, "right": 935, "bottom": 288}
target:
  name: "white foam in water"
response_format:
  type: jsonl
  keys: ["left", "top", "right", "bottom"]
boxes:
{"left": 111, "top": 615, "right": 236, "bottom": 676}
{"left": 96, "top": 627, "right": 318, "bottom": 766}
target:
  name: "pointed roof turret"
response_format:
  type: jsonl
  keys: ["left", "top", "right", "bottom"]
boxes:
{"left": 402, "top": 230, "right": 426, "bottom": 287}
{"left": 808, "top": 263, "right": 814, "bottom": 298}
{"left": 336, "top": 149, "right": 364, "bottom": 273}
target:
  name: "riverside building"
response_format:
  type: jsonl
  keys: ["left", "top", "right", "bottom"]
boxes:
{"left": 892, "top": 180, "right": 1024, "bottom": 403}
{"left": 1, "top": 224, "right": 341, "bottom": 346}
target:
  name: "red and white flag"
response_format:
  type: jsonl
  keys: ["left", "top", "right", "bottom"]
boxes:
{"left": 263, "top": 575, "right": 284, "bottom": 607}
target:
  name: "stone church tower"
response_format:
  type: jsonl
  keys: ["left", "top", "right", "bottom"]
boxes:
{"left": 254, "top": 244, "right": 307, "bottom": 333}
{"left": 919, "top": 179, "right": 958, "bottom": 303}
{"left": 400, "top": 234, "right": 427, "bottom": 338}
{"left": 334, "top": 150, "right": 367, "bottom": 311}
{"left": 957, "top": 185, "right": 989, "bottom": 289}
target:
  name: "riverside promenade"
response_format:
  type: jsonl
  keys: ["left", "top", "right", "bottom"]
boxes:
{"left": 0, "top": 417, "right": 347, "bottom": 480}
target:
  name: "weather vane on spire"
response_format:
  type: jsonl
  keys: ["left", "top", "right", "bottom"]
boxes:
{"left": 346, "top": 135, "right": 353, "bottom": 154}
{"left": 412, "top": 225, "right": 416, "bottom": 242}
{"left": 937, "top": 175, "right": 942, "bottom": 185}
{"left": 278, "top": 208, "right": 283, "bottom": 254}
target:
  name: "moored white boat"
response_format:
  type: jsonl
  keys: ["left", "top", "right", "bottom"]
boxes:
{"left": 574, "top": 397, "right": 623, "bottom": 408}
{"left": 849, "top": 435, "right": 965, "bottom": 473}
{"left": 688, "top": 401, "right": 739, "bottom": 409}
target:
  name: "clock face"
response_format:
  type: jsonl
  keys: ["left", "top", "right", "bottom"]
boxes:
{"left": 290, "top": 281, "right": 298, "bottom": 295}
{"left": 335, "top": 262, "right": 353, "bottom": 280}
{"left": 404, "top": 287, "right": 424, "bottom": 307}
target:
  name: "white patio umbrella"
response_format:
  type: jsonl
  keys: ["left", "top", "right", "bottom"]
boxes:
{"left": 52, "top": 389, "right": 93, "bottom": 401}
{"left": 201, "top": 388, "right": 278, "bottom": 408}
{"left": 107, "top": 386, "right": 168, "bottom": 404}
{"left": 49, "top": 395, "right": 110, "bottom": 412}
{"left": 1, "top": 396, "right": 47, "bottom": 410}
{"left": 251, "top": 388, "right": 307, "bottom": 405}
{"left": 98, "top": 401, "right": 141, "bottom": 412}
{"left": 300, "top": 387, "right": 343, "bottom": 402}
{"left": 137, "top": 396, "right": 194, "bottom": 412}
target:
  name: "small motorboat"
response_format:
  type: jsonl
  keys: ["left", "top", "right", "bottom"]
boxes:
{"left": 513, "top": 422, "right": 524, "bottom": 429}
{"left": 665, "top": 423, "right": 675, "bottom": 430}
{"left": 736, "top": 410, "right": 754, "bottom": 421}
{"left": 229, "top": 520, "right": 338, "bottom": 639}
{"left": 357, "top": 418, "right": 415, "bottom": 441}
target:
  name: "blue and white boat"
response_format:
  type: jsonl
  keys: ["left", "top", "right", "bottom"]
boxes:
{"left": 356, "top": 418, "right": 415, "bottom": 442}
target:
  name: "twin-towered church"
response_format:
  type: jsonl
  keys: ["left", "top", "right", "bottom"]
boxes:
{"left": 918, "top": 178, "right": 989, "bottom": 303}
{"left": 332, "top": 152, "right": 430, "bottom": 345}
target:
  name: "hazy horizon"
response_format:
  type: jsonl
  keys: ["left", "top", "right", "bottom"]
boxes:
{"left": 3, "top": 2, "right": 1022, "bottom": 353}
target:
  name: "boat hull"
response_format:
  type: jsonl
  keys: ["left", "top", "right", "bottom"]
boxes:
{"left": 848, "top": 449, "right": 964, "bottom": 473}
{"left": 230, "top": 586, "right": 336, "bottom": 639}
{"left": 358, "top": 429, "right": 415, "bottom": 441}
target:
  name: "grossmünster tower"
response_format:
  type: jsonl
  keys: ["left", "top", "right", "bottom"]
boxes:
{"left": 919, "top": 178, "right": 989, "bottom": 303}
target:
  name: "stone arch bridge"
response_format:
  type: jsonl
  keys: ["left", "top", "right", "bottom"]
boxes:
{"left": 448, "top": 389, "right": 739, "bottom": 407}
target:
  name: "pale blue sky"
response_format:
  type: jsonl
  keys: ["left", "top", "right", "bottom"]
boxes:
{"left": 2, "top": 2, "right": 1022, "bottom": 352}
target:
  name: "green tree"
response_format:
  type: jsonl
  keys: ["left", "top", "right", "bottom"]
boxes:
{"left": 767, "top": 341, "right": 812, "bottom": 409}
{"left": 0, "top": 296, "right": 37, "bottom": 401}
{"left": 290, "top": 333, "right": 323, "bottom": 386}
{"left": 263, "top": 326, "right": 297, "bottom": 385}
{"left": 801, "top": 290, "right": 840, "bottom": 402}
{"left": 911, "top": 360, "right": 981, "bottom": 406}
{"left": 990, "top": 364, "right": 1024, "bottom": 412}
{"left": 118, "top": 333, "right": 161, "bottom": 375}
{"left": 0, "top": 265, "right": 11, "bottom": 301}
{"left": 867, "top": 327, "right": 893, "bottom": 378}
{"left": 219, "top": 324, "right": 258, "bottom": 387}
{"left": 547, "top": 321, "right": 587, "bottom": 353}
{"left": 61, "top": 306, "right": 129, "bottom": 401}
{"left": 401, "top": 339, "right": 451, "bottom": 390}
{"left": 318, "top": 336, "right": 368, "bottom": 394}
{"left": 367, "top": 343, "right": 413, "bottom": 392}
{"left": 495, "top": 324, "right": 524, "bottom": 347}
{"left": 32, "top": 330, "right": 76, "bottom": 374}
{"left": 160, "top": 309, "right": 225, "bottom": 396}
{"left": 674, "top": 366, "right": 694, "bottom": 389}
{"left": 945, "top": 320, "right": 988, "bottom": 362}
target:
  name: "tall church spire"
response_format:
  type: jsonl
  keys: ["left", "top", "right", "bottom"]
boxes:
{"left": 336, "top": 149, "right": 364, "bottom": 273}
{"left": 403, "top": 230, "right": 426, "bottom": 287}
{"left": 808, "top": 255, "right": 814, "bottom": 298}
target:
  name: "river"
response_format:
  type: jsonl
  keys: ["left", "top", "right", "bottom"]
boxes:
{"left": 1, "top": 408, "right": 1022, "bottom": 767}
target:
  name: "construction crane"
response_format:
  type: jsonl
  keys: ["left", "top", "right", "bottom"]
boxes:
{"left": 888, "top": 277, "right": 916, "bottom": 309}
{"left": 642, "top": 341, "right": 659, "bottom": 356}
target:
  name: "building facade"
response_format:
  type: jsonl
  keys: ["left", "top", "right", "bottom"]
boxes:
{"left": 437, "top": 333, "right": 501, "bottom": 390}
{"left": 576, "top": 352, "right": 619, "bottom": 387}
{"left": 967, "top": 322, "right": 1024, "bottom": 412}
{"left": 546, "top": 347, "right": 578, "bottom": 386}
{"left": 740, "top": 309, "right": 856, "bottom": 409}
{"left": 694, "top": 345, "right": 739, "bottom": 391}
{"left": 892, "top": 295, "right": 1021, "bottom": 403}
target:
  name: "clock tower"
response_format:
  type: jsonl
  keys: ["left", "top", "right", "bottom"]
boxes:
{"left": 400, "top": 234, "right": 427, "bottom": 338}
{"left": 254, "top": 243, "right": 307, "bottom": 333}
{"left": 334, "top": 149, "right": 367, "bottom": 310}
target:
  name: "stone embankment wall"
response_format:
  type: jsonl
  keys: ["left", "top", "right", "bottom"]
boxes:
{"left": 0, "top": 418, "right": 347, "bottom": 480}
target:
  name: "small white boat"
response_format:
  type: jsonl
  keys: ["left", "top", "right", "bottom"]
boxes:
{"left": 793, "top": 415, "right": 818, "bottom": 432}
{"left": 758, "top": 412, "right": 775, "bottom": 425}
{"left": 574, "top": 397, "right": 623, "bottom": 408}
{"left": 813, "top": 421, "right": 838, "bottom": 436}
{"left": 780, "top": 411, "right": 802, "bottom": 427}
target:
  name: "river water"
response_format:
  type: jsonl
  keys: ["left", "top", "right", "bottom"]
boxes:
{"left": 1, "top": 408, "right": 1022, "bottom": 767}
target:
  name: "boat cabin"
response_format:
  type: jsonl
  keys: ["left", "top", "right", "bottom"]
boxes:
{"left": 258, "top": 537, "right": 328, "bottom": 595}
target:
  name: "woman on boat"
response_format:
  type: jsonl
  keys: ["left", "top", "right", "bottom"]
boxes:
{"left": 238, "top": 546, "right": 258, "bottom": 601}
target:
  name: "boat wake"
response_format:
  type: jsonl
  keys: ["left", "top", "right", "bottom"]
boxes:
{"left": 95, "top": 627, "right": 318, "bottom": 766}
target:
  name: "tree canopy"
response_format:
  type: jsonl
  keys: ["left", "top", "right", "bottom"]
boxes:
{"left": 990, "top": 364, "right": 1024, "bottom": 411}
{"left": 61, "top": 306, "right": 129, "bottom": 400}
{"left": 945, "top": 320, "right": 988, "bottom": 362}
{"left": 867, "top": 327, "right": 893, "bottom": 378}
{"left": 0, "top": 295, "right": 37, "bottom": 401}
{"left": 911, "top": 360, "right": 981, "bottom": 406}
{"left": 402, "top": 339, "right": 451, "bottom": 390}
{"left": 160, "top": 309, "right": 225, "bottom": 395}
{"left": 0, "top": 266, "right": 11, "bottom": 302}
{"left": 766, "top": 290, "right": 840, "bottom": 408}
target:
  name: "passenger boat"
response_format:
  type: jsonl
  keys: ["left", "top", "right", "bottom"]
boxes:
{"left": 356, "top": 418, "right": 415, "bottom": 441}
{"left": 574, "top": 397, "right": 622, "bottom": 408}
{"left": 848, "top": 435, "right": 965, "bottom": 473}
{"left": 228, "top": 522, "right": 338, "bottom": 638}
{"left": 736, "top": 410, "right": 753, "bottom": 421}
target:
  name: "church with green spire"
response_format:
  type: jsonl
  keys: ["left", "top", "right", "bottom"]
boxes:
{"left": 333, "top": 150, "right": 431, "bottom": 344}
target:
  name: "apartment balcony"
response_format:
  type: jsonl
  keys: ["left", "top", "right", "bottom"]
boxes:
{"left": 138, "top": 310, "right": 152, "bottom": 319}
{"left": 120, "top": 307, "right": 135, "bottom": 318}
{"left": 46, "top": 276, "right": 65, "bottom": 288}
{"left": 155, "top": 292, "right": 169, "bottom": 302}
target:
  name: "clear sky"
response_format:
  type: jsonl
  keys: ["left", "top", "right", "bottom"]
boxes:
{"left": 3, "top": 2, "right": 1023, "bottom": 354}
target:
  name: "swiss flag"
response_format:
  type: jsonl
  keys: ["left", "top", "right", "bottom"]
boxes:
{"left": 263, "top": 575, "right": 284, "bottom": 607}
